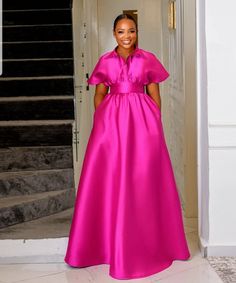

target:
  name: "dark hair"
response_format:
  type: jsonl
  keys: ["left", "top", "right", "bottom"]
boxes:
{"left": 113, "top": 14, "right": 138, "bottom": 31}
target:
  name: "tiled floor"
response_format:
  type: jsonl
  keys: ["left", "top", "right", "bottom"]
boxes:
{"left": 0, "top": 218, "right": 223, "bottom": 283}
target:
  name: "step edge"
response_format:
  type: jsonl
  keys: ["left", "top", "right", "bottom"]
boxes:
{"left": 0, "top": 76, "right": 74, "bottom": 81}
{"left": 3, "top": 8, "right": 71, "bottom": 12}
{"left": 0, "top": 120, "right": 74, "bottom": 126}
{"left": 3, "top": 23, "right": 72, "bottom": 28}
{"left": 0, "top": 96, "right": 74, "bottom": 102}
{"left": 0, "top": 168, "right": 74, "bottom": 177}
{"left": 2, "top": 58, "right": 73, "bottom": 62}
{"left": 0, "top": 188, "right": 75, "bottom": 208}
{"left": 3, "top": 40, "right": 72, "bottom": 44}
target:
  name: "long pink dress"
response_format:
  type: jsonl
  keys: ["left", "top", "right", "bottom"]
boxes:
{"left": 64, "top": 46, "right": 191, "bottom": 279}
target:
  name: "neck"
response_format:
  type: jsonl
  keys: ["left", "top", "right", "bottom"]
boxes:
{"left": 116, "top": 45, "right": 136, "bottom": 58}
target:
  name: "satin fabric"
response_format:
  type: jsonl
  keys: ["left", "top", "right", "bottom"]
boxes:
{"left": 64, "top": 46, "right": 191, "bottom": 279}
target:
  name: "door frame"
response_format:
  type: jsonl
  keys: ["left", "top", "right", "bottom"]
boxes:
{"left": 72, "top": 0, "right": 208, "bottom": 256}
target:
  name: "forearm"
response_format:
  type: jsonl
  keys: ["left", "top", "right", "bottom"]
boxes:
{"left": 149, "top": 92, "right": 161, "bottom": 109}
{"left": 94, "top": 83, "right": 108, "bottom": 110}
{"left": 146, "top": 83, "right": 161, "bottom": 109}
{"left": 94, "top": 93, "right": 106, "bottom": 110}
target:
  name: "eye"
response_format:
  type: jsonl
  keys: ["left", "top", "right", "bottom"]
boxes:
{"left": 118, "top": 31, "right": 124, "bottom": 34}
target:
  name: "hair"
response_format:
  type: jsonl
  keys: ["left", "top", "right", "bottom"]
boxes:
{"left": 113, "top": 13, "right": 138, "bottom": 31}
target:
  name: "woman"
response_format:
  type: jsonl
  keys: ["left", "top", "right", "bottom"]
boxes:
{"left": 65, "top": 13, "right": 191, "bottom": 280}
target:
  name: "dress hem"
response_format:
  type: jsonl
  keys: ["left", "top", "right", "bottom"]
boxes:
{"left": 64, "top": 254, "right": 191, "bottom": 280}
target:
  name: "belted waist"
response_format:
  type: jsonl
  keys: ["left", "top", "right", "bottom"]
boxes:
{"left": 109, "top": 83, "right": 144, "bottom": 94}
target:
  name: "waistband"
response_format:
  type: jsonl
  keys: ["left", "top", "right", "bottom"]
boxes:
{"left": 109, "top": 83, "right": 144, "bottom": 94}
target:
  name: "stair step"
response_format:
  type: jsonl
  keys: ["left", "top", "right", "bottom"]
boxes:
{"left": 0, "top": 120, "right": 74, "bottom": 125}
{"left": 3, "top": 42, "right": 73, "bottom": 59}
{"left": 0, "top": 188, "right": 75, "bottom": 229}
{"left": 3, "top": 25, "right": 72, "bottom": 42}
{"left": 0, "top": 207, "right": 73, "bottom": 239}
{"left": 0, "top": 168, "right": 74, "bottom": 197}
{"left": 0, "top": 146, "right": 73, "bottom": 171}
{"left": 0, "top": 78, "right": 74, "bottom": 97}
{"left": 3, "top": 0, "right": 72, "bottom": 10}
{"left": 3, "top": 9, "right": 72, "bottom": 26}
{"left": 0, "top": 123, "right": 73, "bottom": 147}
{"left": 0, "top": 99, "right": 74, "bottom": 120}
{"left": 1, "top": 59, "right": 73, "bottom": 77}
{"left": 0, "top": 96, "right": 74, "bottom": 102}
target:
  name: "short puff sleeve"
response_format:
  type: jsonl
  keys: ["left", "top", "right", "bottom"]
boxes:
{"left": 146, "top": 53, "right": 169, "bottom": 84}
{"left": 87, "top": 55, "right": 109, "bottom": 87}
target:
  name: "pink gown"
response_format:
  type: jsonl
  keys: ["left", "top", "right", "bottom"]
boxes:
{"left": 64, "top": 46, "right": 191, "bottom": 279}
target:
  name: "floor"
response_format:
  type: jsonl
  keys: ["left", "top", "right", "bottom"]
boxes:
{"left": 0, "top": 217, "right": 223, "bottom": 283}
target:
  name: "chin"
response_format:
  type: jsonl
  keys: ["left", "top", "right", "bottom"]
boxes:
{"left": 121, "top": 44, "right": 136, "bottom": 49}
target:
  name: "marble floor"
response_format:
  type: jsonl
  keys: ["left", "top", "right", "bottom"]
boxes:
{"left": 0, "top": 218, "right": 223, "bottom": 283}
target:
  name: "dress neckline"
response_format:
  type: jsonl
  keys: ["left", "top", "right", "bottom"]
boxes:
{"left": 113, "top": 45, "right": 140, "bottom": 61}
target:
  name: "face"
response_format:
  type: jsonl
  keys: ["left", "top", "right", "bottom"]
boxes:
{"left": 113, "top": 19, "right": 137, "bottom": 50}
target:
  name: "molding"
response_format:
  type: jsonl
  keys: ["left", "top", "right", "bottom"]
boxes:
{"left": 209, "top": 146, "right": 236, "bottom": 150}
{"left": 0, "top": 238, "right": 68, "bottom": 264}
{"left": 198, "top": 236, "right": 208, "bottom": 258}
{"left": 209, "top": 125, "right": 236, "bottom": 148}
{"left": 0, "top": 255, "right": 65, "bottom": 264}
{"left": 207, "top": 245, "right": 236, "bottom": 257}
{"left": 209, "top": 123, "right": 236, "bottom": 128}
{"left": 198, "top": 236, "right": 236, "bottom": 256}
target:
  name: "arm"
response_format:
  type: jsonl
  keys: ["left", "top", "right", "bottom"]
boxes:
{"left": 94, "top": 83, "right": 109, "bottom": 110}
{"left": 146, "top": 83, "right": 161, "bottom": 110}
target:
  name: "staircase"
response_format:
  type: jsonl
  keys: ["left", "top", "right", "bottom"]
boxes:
{"left": 0, "top": 0, "right": 75, "bottom": 233}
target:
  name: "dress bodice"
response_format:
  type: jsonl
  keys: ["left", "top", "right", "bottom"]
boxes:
{"left": 87, "top": 46, "right": 169, "bottom": 89}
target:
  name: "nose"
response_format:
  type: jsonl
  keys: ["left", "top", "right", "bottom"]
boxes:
{"left": 124, "top": 32, "right": 131, "bottom": 38}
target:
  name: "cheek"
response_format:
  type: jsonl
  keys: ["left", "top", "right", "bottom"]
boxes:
{"left": 114, "top": 34, "right": 123, "bottom": 40}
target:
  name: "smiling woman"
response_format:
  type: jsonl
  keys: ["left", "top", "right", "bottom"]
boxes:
{"left": 113, "top": 14, "right": 137, "bottom": 57}
{"left": 64, "top": 13, "right": 190, "bottom": 280}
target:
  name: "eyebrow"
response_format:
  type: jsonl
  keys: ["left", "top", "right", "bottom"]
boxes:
{"left": 116, "top": 28, "right": 136, "bottom": 30}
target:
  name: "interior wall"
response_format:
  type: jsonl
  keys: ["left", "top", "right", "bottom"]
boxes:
{"left": 161, "top": 0, "right": 186, "bottom": 209}
{"left": 72, "top": 0, "right": 99, "bottom": 186}
{"left": 72, "top": 0, "right": 84, "bottom": 187}
{"left": 161, "top": 0, "right": 197, "bottom": 217}
{"left": 205, "top": 0, "right": 236, "bottom": 254}
{"left": 183, "top": 0, "right": 198, "bottom": 217}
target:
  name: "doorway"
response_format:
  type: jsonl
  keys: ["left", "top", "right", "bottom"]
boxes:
{"left": 72, "top": 0, "right": 198, "bottom": 250}
{"left": 73, "top": 0, "right": 198, "bottom": 215}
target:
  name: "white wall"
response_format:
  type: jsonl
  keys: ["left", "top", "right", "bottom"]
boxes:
{"left": 97, "top": 0, "right": 162, "bottom": 57}
{"left": 206, "top": 0, "right": 236, "bottom": 250}
{"left": 200, "top": 0, "right": 236, "bottom": 255}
